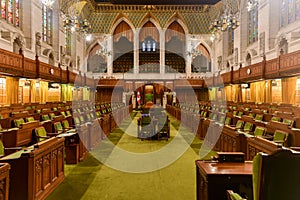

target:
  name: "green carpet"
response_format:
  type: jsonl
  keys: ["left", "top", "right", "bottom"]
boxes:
{"left": 47, "top": 111, "right": 216, "bottom": 200}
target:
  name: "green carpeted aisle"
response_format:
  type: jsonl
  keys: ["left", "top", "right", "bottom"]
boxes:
{"left": 46, "top": 111, "right": 216, "bottom": 200}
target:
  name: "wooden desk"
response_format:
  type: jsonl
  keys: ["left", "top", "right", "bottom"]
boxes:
{"left": 195, "top": 160, "right": 253, "bottom": 200}
{"left": 0, "top": 137, "right": 64, "bottom": 200}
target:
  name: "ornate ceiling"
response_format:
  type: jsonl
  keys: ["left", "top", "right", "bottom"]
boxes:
{"left": 60, "top": 0, "right": 240, "bottom": 35}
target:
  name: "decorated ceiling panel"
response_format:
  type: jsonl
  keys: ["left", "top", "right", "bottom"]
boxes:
{"left": 61, "top": 0, "right": 240, "bottom": 34}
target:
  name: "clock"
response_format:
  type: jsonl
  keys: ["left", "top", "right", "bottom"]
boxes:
{"left": 49, "top": 68, "right": 54, "bottom": 74}
{"left": 247, "top": 68, "right": 251, "bottom": 75}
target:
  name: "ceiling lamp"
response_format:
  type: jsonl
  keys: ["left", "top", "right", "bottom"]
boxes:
{"left": 187, "top": 45, "right": 202, "bottom": 59}
{"left": 247, "top": 0, "right": 258, "bottom": 11}
{"left": 41, "top": 0, "right": 55, "bottom": 8}
{"left": 63, "top": 0, "right": 91, "bottom": 35}
{"left": 209, "top": 0, "right": 239, "bottom": 33}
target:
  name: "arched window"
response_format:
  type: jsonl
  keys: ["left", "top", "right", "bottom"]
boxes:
{"left": 281, "top": 0, "right": 300, "bottom": 27}
{"left": 1, "top": 0, "right": 20, "bottom": 27}
{"left": 65, "top": 29, "right": 71, "bottom": 55}
{"left": 42, "top": 4, "right": 52, "bottom": 45}
{"left": 248, "top": 1, "right": 258, "bottom": 45}
{"left": 228, "top": 30, "right": 234, "bottom": 55}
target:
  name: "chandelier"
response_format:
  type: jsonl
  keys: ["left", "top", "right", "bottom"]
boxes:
{"left": 209, "top": 0, "right": 239, "bottom": 33}
{"left": 247, "top": 0, "right": 258, "bottom": 11}
{"left": 96, "top": 48, "right": 111, "bottom": 57}
{"left": 41, "top": 0, "right": 55, "bottom": 8}
{"left": 63, "top": 0, "right": 91, "bottom": 34}
{"left": 187, "top": 45, "right": 202, "bottom": 59}
{"left": 41, "top": 0, "right": 54, "bottom": 8}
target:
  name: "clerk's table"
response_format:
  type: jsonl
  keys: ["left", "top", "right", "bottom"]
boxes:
{"left": 195, "top": 160, "right": 253, "bottom": 200}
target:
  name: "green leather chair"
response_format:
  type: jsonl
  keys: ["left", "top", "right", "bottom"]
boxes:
{"left": 283, "top": 118, "right": 294, "bottom": 127}
{"left": 253, "top": 126, "right": 266, "bottom": 137}
{"left": 254, "top": 114, "right": 263, "bottom": 121}
{"left": 26, "top": 116, "right": 35, "bottom": 122}
{"left": 272, "top": 130, "right": 288, "bottom": 146}
{"left": 35, "top": 126, "right": 50, "bottom": 142}
{"left": 228, "top": 149, "right": 300, "bottom": 200}
{"left": 14, "top": 118, "right": 24, "bottom": 128}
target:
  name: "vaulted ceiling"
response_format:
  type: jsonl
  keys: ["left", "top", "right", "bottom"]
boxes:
{"left": 60, "top": 0, "right": 240, "bottom": 34}
{"left": 94, "top": 0, "right": 221, "bottom": 4}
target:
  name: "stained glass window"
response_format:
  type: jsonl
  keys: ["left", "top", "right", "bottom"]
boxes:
{"left": 15, "top": 0, "right": 19, "bottom": 26}
{"left": 1, "top": 0, "right": 6, "bottom": 19}
{"left": 288, "top": 0, "right": 293, "bottom": 24}
{"left": 1, "top": 0, "right": 20, "bottom": 27}
{"left": 296, "top": 0, "right": 300, "bottom": 20}
{"left": 248, "top": 3, "right": 258, "bottom": 45}
{"left": 7, "top": 0, "right": 12, "bottom": 24}
{"left": 42, "top": 4, "right": 52, "bottom": 45}
{"left": 281, "top": 0, "right": 300, "bottom": 27}
{"left": 228, "top": 30, "right": 234, "bottom": 55}
{"left": 65, "top": 29, "right": 71, "bottom": 55}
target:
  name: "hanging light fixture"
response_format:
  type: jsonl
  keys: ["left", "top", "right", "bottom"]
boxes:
{"left": 187, "top": 45, "right": 202, "bottom": 59}
{"left": 41, "top": 0, "right": 55, "bottom": 8}
{"left": 63, "top": 0, "right": 91, "bottom": 35}
{"left": 247, "top": 0, "right": 258, "bottom": 11}
{"left": 209, "top": 0, "right": 240, "bottom": 33}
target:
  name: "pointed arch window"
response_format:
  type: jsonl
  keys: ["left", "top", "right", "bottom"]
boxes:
{"left": 248, "top": 2, "right": 258, "bottom": 45}
{"left": 228, "top": 30, "right": 234, "bottom": 55}
{"left": 42, "top": 4, "right": 52, "bottom": 45}
{"left": 65, "top": 28, "right": 71, "bottom": 55}
{"left": 281, "top": 0, "right": 300, "bottom": 27}
{"left": 1, "top": 0, "right": 20, "bottom": 27}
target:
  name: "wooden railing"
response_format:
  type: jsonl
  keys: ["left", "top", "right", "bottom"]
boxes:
{"left": 0, "top": 48, "right": 94, "bottom": 86}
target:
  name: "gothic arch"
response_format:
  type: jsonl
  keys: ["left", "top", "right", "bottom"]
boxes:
{"left": 138, "top": 13, "right": 161, "bottom": 31}
{"left": 165, "top": 13, "right": 188, "bottom": 35}
{"left": 110, "top": 16, "right": 135, "bottom": 35}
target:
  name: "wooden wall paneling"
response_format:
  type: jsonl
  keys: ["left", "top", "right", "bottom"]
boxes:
{"left": 239, "top": 62, "right": 263, "bottom": 82}
{"left": 0, "top": 49, "right": 23, "bottom": 76}
{"left": 232, "top": 69, "right": 240, "bottom": 84}
{"left": 221, "top": 71, "right": 232, "bottom": 85}
{"left": 23, "top": 58, "right": 37, "bottom": 78}
{"left": 279, "top": 50, "right": 300, "bottom": 76}
{"left": 265, "top": 58, "right": 279, "bottom": 79}
{"left": 39, "top": 62, "right": 61, "bottom": 82}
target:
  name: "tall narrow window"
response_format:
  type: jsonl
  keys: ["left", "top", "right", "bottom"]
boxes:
{"left": 42, "top": 4, "right": 52, "bottom": 45}
{"left": 7, "top": 0, "right": 12, "bottom": 24}
{"left": 296, "top": 0, "right": 300, "bottom": 19}
{"left": 15, "top": 0, "right": 19, "bottom": 26}
{"left": 1, "top": 0, "right": 20, "bottom": 27}
{"left": 248, "top": 2, "right": 258, "bottom": 45}
{"left": 65, "top": 29, "right": 71, "bottom": 55}
{"left": 228, "top": 30, "right": 234, "bottom": 55}
{"left": 281, "top": 0, "right": 300, "bottom": 27}
{"left": 1, "top": 0, "right": 6, "bottom": 19}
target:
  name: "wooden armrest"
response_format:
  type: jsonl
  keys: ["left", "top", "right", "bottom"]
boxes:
{"left": 47, "top": 132, "right": 60, "bottom": 136}
{"left": 226, "top": 190, "right": 246, "bottom": 200}
{"left": 290, "top": 146, "right": 300, "bottom": 151}
{"left": 37, "top": 135, "right": 50, "bottom": 139}
{"left": 4, "top": 147, "right": 22, "bottom": 150}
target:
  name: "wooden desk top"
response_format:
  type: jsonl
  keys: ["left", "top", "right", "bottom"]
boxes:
{"left": 195, "top": 160, "right": 253, "bottom": 175}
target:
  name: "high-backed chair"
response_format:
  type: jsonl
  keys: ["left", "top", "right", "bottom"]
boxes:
{"left": 157, "top": 115, "right": 170, "bottom": 140}
{"left": 26, "top": 116, "right": 35, "bottom": 122}
{"left": 253, "top": 126, "right": 266, "bottom": 137}
{"left": 53, "top": 122, "right": 64, "bottom": 134}
{"left": 283, "top": 118, "right": 294, "bottom": 127}
{"left": 35, "top": 126, "right": 50, "bottom": 142}
{"left": 14, "top": 118, "right": 25, "bottom": 128}
{"left": 272, "top": 130, "right": 288, "bottom": 146}
{"left": 228, "top": 149, "right": 300, "bottom": 200}
{"left": 138, "top": 116, "right": 154, "bottom": 140}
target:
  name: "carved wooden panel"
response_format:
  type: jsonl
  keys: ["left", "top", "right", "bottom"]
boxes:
{"left": 0, "top": 49, "right": 22, "bottom": 76}
{"left": 239, "top": 62, "right": 263, "bottom": 81}
{"left": 23, "top": 58, "right": 37, "bottom": 78}
{"left": 232, "top": 70, "right": 240, "bottom": 83}
{"left": 279, "top": 50, "right": 300, "bottom": 76}
{"left": 61, "top": 70, "right": 68, "bottom": 84}
{"left": 221, "top": 72, "right": 231, "bottom": 85}
{"left": 39, "top": 62, "right": 61, "bottom": 82}
{"left": 265, "top": 58, "right": 279, "bottom": 78}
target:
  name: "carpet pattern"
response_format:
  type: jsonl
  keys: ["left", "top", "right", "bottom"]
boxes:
{"left": 46, "top": 111, "right": 216, "bottom": 200}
